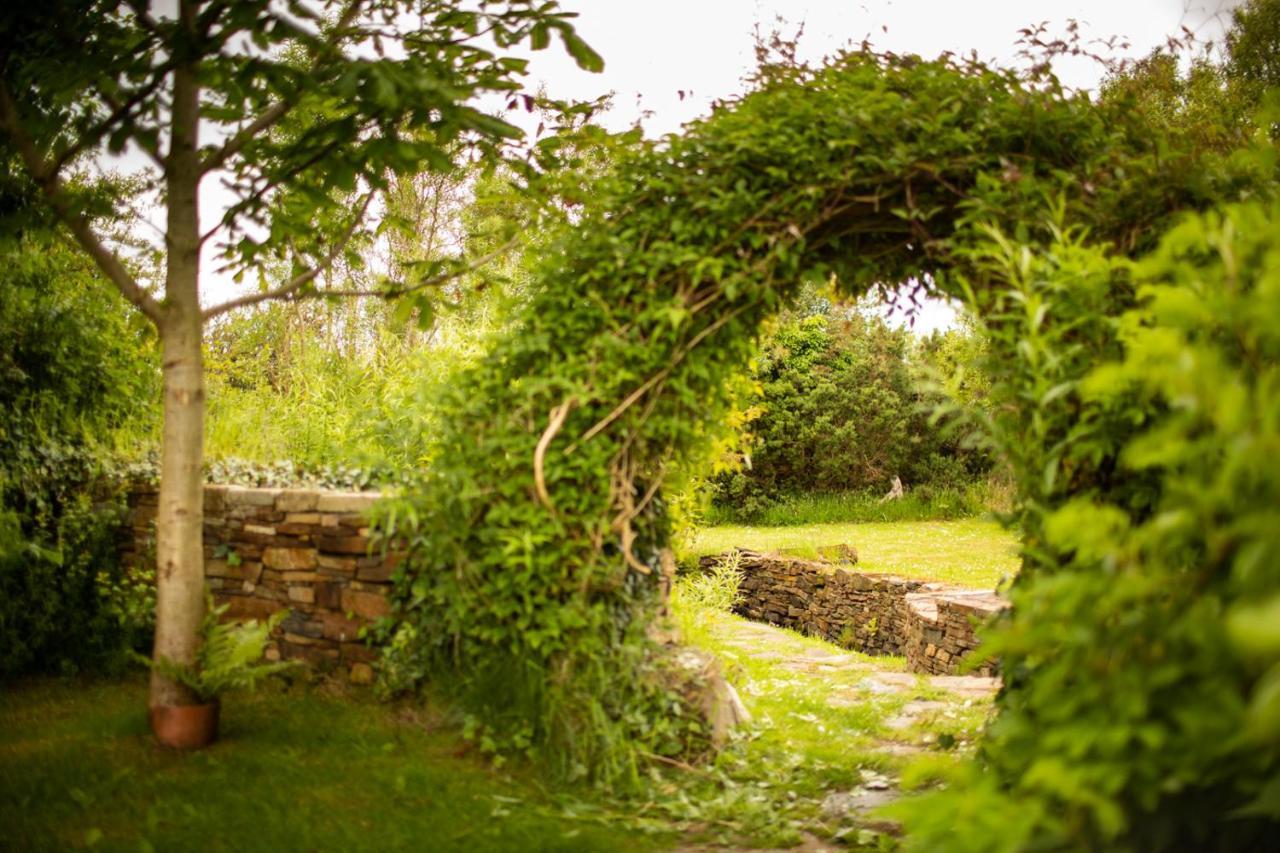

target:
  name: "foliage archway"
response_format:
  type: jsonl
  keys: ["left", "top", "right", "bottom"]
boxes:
{"left": 375, "top": 47, "right": 1269, "bottom": 837}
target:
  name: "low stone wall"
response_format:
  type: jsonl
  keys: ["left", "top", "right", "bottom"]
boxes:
{"left": 700, "top": 550, "right": 1006, "bottom": 676}
{"left": 121, "top": 484, "right": 401, "bottom": 683}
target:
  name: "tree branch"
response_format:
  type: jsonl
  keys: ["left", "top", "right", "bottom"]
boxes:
{"left": 198, "top": 0, "right": 365, "bottom": 176}
{"left": 304, "top": 234, "right": 519, "bottom": 300}
{"left": 201, "top": 191, "right": 375, "bottom": 319}
{"left": 0, "top": 82, "right": 163, "bottom": 324}
{"left": 99, "top": 89, "right": 167, "bottom": 170}
{"left": 49, "top": 72, "right": 168, "bottom": 175}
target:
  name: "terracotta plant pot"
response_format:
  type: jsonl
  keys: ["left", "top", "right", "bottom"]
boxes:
{"left": 149, "top": 699, "right": 220, "bottom": 749}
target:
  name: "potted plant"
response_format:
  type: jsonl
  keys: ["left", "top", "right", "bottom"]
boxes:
{"left": 138, "top": 591, "right": 294, "bottom": 749}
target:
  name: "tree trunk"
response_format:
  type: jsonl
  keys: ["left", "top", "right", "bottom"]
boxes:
{"left": 149, "top": 319, "right": 205, "bottom": 709}
{"left": 149, "top": 20, "right": 206, "bottom": 713}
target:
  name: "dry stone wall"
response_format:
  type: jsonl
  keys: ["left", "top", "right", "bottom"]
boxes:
{"left": 120, "top": 484, "right": 401, "bottom": 683}
{"left": 700, "top": 550, "right": 1006, "bottom": 676}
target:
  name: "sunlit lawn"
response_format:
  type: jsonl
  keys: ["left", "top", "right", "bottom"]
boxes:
{"left": 0, "top": 676, "right": 661, "bottom": 852}
{"left": 685, "top": 518, "right": 1020, "bottom": 589}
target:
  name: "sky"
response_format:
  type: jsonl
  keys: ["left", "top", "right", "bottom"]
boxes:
{"left": 520, "top": 1, "right": 1233, "bottom": 138}
{"left": 184, "top": 0, "right": 1239, "bottom": 330}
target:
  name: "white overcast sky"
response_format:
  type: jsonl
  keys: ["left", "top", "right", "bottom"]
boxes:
{"left": 193, "top": 0, "right": 1238, "bottom": 332}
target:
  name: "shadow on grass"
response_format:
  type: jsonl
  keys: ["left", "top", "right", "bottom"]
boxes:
{"left": 0, "top": 675, "right": 660, "bottom": 852}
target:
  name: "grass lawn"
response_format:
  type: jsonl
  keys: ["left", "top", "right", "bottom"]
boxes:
{"left": 0, "top": 676, "right": 662, "bottom": 852}
{"left": 684, "top": 518, "right": 1020, "bottom": 589}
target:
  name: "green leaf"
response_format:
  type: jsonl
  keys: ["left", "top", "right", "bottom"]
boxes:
{"left": 560, "top": 30, "right": 604, "bottom": 73}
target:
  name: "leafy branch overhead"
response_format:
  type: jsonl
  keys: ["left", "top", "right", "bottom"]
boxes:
{"left": 0, "top": 0, "right": 603, "bottom": 316}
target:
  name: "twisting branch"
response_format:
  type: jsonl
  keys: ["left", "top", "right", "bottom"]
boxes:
{"left": 0, "top": 82, "right": 162, "bottom": 323}
{"left": 50, "top": 72, "right": 169, "bottom": 174}
{"left": 533, "top": 399, "right": 577, "bottom": 512}
{"left": 566, "top": 303, "right": 752, "bottom": 454}
{"left": 200, "top": 100, "right": 291, "bottom": 175}
{"left": 201, "top": 191, "right": 375, "bottom": 320}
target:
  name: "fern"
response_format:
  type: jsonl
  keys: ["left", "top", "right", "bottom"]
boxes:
{"left": 139, "top": 591, "right": 295, "bottom": 702}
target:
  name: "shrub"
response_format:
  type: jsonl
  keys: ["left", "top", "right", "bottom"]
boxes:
{"left": 373, "top": 45, "right": 1236, "bottom": 789}
{"left": 893, "top": 195, "right": 1280, "bottom": 849}
{"left": 0, "top": 178, "right": 158, "bottom": 677}
{"left": 708, "top": 309, "right": 992, "bottom": 519}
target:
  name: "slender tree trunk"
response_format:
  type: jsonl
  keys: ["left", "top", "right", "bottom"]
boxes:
{"left": 149, "top": 18, "right": 206, "bottom": 712}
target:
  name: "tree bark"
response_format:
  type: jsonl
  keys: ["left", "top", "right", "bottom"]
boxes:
{"left": 149, "top": 8, "right": 206, "bottom": 712}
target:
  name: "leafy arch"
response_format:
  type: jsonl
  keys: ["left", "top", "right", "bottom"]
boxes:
{"left": 376, "top": 52, "right": 1224, "bottom": 785}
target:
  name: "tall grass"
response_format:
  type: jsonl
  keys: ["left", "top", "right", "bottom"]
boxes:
{"left": 669, "top": 551, "right": 744, "bottom": 648}
{"left": 702, "top": 482, "right": 1001, "bottom": 527}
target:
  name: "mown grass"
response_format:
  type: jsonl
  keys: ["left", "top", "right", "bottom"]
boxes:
{"left": 684, "top": 517, "right": 1020, "bottom": 589}
{"left": 0, "top": 676, "right": 662, "bottom": 852}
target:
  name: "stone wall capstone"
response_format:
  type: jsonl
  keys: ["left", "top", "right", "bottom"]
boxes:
{"left": 120, "top": 484, "right": 401, "bottom": 683}
{"left": 700, "top": 550, "right": 1007, "bottom": 676}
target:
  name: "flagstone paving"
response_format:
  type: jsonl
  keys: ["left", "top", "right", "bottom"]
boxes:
{"left": 691, "top": 612, "right": 1001, "bottom": 849}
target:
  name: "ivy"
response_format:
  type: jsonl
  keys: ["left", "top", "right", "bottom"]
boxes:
{"left": 373, "top": 48, "right": 1255, "bottom": 791}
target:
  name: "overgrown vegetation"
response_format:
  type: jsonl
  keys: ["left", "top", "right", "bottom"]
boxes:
{"left": 373, "top": 22, "right": 1253, "bottom": 790}
{"left": 894, "top": 177, "right": 1280, "bottom": 852}
{"left": 0, "top": 177, "right": 157, "bottom": 678}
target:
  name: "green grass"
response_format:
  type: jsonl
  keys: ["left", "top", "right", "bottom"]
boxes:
{"left": 0, "top": 676, "right": 663, "bottom": 852}
{"left": 702, "top": 486, "right": 993, "bottom": 527}
{"left": 684, "top": 518, "right": 1020, "bottom": 589}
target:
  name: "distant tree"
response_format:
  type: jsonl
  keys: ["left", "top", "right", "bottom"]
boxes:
{"left": 0, "top": 0, "right": 601, "bottom": 729}
{"left": 1227, "top": 0, "right": 1280, "bottom": 102}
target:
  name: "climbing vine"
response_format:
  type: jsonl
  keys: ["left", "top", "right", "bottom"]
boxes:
{"left": 373, "top": 49, "right": 1251, "bottom": 790}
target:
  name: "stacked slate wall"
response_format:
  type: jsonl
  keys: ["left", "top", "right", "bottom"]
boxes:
{"left": 700, "top": 550, "right": 1005, "bottom": 676}
{"left": 120, "top": 484, "right": 400, "bottom": 683}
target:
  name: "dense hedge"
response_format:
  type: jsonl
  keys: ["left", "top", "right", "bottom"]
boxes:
{"left": 0, "top": 178, "right": 158, "bottom": 677}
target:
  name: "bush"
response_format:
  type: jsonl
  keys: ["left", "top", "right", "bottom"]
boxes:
{"left": 893, "top": 195, "right": 1280, "bottom": 849}
{"left": 707, "top": 309, "right": 992, "bottom": 519}
{"left": 0, "top": 180, "right": 158, "bottom": 677}
{"left": 372, "top": 45, "right": 1232, "bottom": 788}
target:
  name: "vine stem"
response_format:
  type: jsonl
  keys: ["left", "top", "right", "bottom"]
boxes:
{"left": 533, "top": 398, "right": 576, "bottom": 511}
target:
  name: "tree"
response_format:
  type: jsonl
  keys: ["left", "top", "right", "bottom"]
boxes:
{"left": 0, "top": 0, "right": 600, "bottom": 728}
{"left": 1228, "top": 0, "right": 1280, "bottom": 102}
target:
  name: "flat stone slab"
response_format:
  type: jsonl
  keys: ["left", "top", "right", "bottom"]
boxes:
{"left": 927, "top": 674, "right": 1000, "bottom": 697}
{"left": 883, "top": 700, "right": 952, "bottom": 730}
{"left": 821, "top": 788, "right": 898, "bottom": 820}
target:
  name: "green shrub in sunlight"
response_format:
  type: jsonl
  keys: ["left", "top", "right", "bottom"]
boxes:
{"left": 894, "top": 195, "right": 1280, "bottom": 849}
{"left": 672, "top": 551, "right": 744, "bottom": 615}
{"left": 203, "top": 296, "right": 507, "bottom": 473}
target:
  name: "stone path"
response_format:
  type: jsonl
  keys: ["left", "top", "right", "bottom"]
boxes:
{"left": 707, "top": 615, "right": 1000, "bottom": 848}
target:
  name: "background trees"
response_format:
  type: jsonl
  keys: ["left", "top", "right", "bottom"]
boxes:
{"left": 0, "top": 0, "right": 599, "bottom": 722}
{"left": 708, "top": 306, "right": 992, "bottom": 520}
